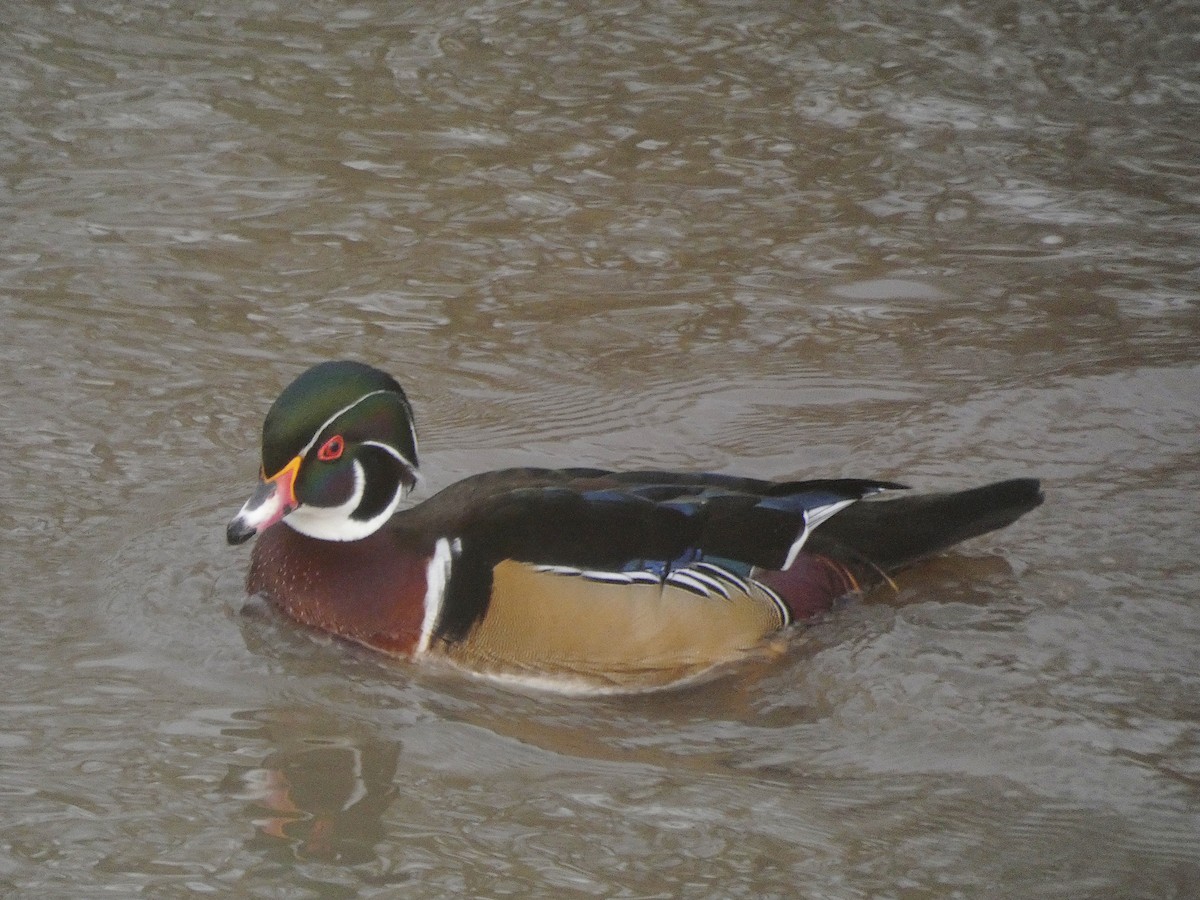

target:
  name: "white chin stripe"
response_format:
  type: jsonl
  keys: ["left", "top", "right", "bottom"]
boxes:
{"left": 284, "top": 460, "right": 407, "bottom": 541}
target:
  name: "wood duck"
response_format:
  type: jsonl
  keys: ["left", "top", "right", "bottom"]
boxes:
{"left": 227, "top": 360, "right": 1043, "bottom": 692}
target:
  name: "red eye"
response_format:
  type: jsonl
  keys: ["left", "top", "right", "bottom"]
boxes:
{"left": 317, "top": 435, "right": 345, "bottom": 462}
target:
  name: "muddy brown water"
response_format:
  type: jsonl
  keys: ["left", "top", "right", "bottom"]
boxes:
{"left": 2, "top": 1, "right": 1198, "bottom": 896}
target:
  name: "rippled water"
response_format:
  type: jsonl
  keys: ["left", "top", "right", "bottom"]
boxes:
{"left": 3, "top": 1, "right": 1198, "bottom": 896}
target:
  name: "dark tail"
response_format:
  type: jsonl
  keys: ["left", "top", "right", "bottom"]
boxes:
{"left": 809, "top": 477, "right": 1044, "bottom": 575}
{"left": 749, "top": 478, "right": 1043, "bottom": 621}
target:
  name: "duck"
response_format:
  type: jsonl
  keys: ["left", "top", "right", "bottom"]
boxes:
{"left": 227, "top": 360, "right": 1043, "bottom": 692}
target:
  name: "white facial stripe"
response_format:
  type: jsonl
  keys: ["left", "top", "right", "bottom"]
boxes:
{"left": 295, "top": 389, "right": 400, "bottom": 460}
{"left": 277, "top": 385, "right": 419, "bottom": 541}
{"left": 416, "top": 538, "right": 453, "bottom": 654}
{"left": 283, "top": 459, "right": 364, "bottom": 538}
{"left": 361, "top": 439, "right": 417, "bottom": 472}
{"left": 282, "top": 459, "right": 409, "bottom": 542}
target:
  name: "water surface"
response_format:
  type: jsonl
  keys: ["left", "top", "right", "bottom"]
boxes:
{"left": 2, "top": 1, "right": 1198, "bottom": 896}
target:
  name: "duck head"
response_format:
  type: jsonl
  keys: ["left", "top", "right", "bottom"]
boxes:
{"left": 226, "top": 361, "right": 419, "bottom": 544}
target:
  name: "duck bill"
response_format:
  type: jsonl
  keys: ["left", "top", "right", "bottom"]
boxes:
{"left": 226, "top": 455, "right": 302, "bottom": 545}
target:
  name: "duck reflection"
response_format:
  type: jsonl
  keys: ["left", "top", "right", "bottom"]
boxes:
{"left": 222, "top": 709, "right": 400, "bottom": 864}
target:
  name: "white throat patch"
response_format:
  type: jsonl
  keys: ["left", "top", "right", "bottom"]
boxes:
{"left": 283, "top": 460, "right": 408, "bottom": 542}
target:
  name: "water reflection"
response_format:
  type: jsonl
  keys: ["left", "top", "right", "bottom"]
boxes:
{"left": 223, "top": 709, "right": 400, "bottom": 865}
